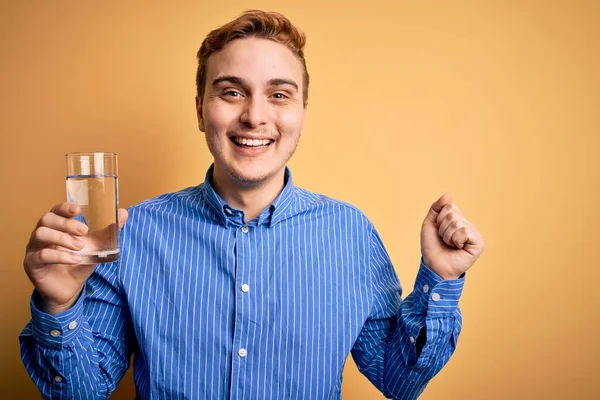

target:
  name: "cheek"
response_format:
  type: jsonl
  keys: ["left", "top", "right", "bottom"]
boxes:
{"left": 276, "top": 109, "right": 305, "bottom": 137}
{"left": 203, "top": 102, "right": 238, "bottom": 134}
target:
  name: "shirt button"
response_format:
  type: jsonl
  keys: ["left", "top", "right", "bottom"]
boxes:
{"left": 432, "top": 293, "right": 441, "bottom": 301}
{"left": 409, "top": 336, "right": 415, "bottom": 343}
{"left": 224, "top": 208, "right": 232, "bottom": 215}
{"left": 50, "top": 330, "right": 61, "bottom": 338}
{"left": 68, "top": 321, "right": 78, "bottom": 330}
{"left": 238, "top": 348, "right": 247, "bottom": 357}
{"left": 241, "top": 284, "right": 250, "bottom": 293}
{"left": 54, "top": 376, "right": 63, "bottom": 383}
{"left": 241, "top": 226, "right": 249, "bottom": 233}
{"left": 423, "top": 284, "right": 429, "bottom": 293}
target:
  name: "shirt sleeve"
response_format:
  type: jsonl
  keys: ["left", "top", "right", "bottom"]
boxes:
{"left": 351, "top": 225, "right": 465, "bottom": 399}
{"left": 19, "top": 260, "right": 134, "bottom": 400}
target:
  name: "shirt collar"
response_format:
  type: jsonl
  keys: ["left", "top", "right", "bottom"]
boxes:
{"left": 201, "top": 164, "right": 296, "bottom": 228}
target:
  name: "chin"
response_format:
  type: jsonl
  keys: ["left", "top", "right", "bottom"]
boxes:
{"left": 229, "top": 167, "right": 273, "bottom": 188}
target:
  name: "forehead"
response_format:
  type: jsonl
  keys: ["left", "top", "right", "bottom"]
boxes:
{"left": 205, "top": 37, "right": 304, "bottom": 84}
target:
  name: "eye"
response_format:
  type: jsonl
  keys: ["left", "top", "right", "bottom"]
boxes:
{"left": 223, "top": 90, "right": 243, "bottom": 98}
{"left": 272, "top": 92, "right": 288, "bottom": 99}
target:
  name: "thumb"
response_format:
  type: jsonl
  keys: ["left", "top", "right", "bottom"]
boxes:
{"left": 118, "top": 208, "right": 129, "bottom": 229}
{"left": 424, "top": 193, "right": 452, "bottom": 223}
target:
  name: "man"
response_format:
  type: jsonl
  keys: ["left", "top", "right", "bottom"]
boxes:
{"left": 20, "top": 10, "right": 484, "bottom": 400}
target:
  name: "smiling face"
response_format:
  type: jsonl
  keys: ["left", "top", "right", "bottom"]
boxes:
{"left": 197, "top": 37, "right": 307, "bottom": 189}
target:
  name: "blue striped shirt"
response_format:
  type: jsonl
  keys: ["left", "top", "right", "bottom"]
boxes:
{"left": 20, "top": 166, "right": 465, "bottom": 399}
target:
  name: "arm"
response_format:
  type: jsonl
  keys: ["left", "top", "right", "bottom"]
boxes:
{"left": 20, "top": 203, "right": 133, "bottom": 399}
{"left": 351, "top": 226, "right": 464, "bottom": 399}
{"left": 20, "top": 261, "right": 134, "bottom": 399}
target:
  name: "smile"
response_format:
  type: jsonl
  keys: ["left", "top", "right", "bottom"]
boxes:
{"left": 230, "top": 137, "right": 274, "bottom": 148}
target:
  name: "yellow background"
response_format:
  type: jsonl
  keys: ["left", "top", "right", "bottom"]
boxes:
{"left": 1, "top": 1, "right": 599, "bottom": 399}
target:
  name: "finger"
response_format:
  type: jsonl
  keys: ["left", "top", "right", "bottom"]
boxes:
{"left": 117, "top": 208, "right": 129, "bottom": 229}
{"left": 36, "top": 210, "right": 88, "bottom": 236}
{"left": 448, "top": 227, "right": 471, "bottom": 249}
{"left": 30, "top": 226, "right": 85, "bottom": 251}
{"left": 26, "top": 247, "right": 82, "bottom": 267}
{"left": 424, "top": 193, "right": 452, "bottom": 223}
{"left": 436, "top": 203, "right": 461, "bottom": 227}
{"left": 50, "top": 202, "right": 81, "bottom": 218}
{"left": 439, "top": 214, "right": 467, "bottom": 239}
{"left": 443, "top": 223, "right": 470, "bottom": 248}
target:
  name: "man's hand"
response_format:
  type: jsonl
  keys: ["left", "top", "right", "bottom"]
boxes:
{"left": 23, "top": 202, "right": 128, "bottom": 315}
{"left": 420, "top": 194, "right": 485, "bottom": 280}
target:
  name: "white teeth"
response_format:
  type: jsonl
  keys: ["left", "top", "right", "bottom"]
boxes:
{"left": 233, "top": 137, "right": 272, "bottom": 147}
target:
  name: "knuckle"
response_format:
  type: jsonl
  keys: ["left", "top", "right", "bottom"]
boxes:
{"left": 42, "top": 212, "right": 54, "bottom": 224}
{"left": 32, "top": 227, "right": 45, "bottom": 242}
{"left": 38, "top": 248, "right": 52, "bottom": 262}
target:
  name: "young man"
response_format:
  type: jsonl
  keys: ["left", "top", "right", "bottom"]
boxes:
{"left": 21, "top": 10, "right": 484, "bottom": 399}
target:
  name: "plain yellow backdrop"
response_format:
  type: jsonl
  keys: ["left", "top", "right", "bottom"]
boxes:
{"left": 1, "top": 1, "right": 599, "bottom": 399}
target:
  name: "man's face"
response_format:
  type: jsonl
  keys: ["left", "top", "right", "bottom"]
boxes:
{"left": 197, "top": 37, "right": 306, "bottom": 188}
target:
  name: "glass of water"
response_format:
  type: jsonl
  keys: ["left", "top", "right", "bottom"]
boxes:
{"left": 66, "top": 152, "right": 120, "bottom": 264}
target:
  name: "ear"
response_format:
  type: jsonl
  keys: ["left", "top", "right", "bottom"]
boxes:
{"left": 299, "top": 102, "right": 308, "bottom": 137}
{"left": 195, "top": 96, "right": 205, "bottom": 132}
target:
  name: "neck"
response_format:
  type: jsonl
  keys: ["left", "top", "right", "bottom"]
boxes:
{"left": 211, "top": 165, "right": 286, "bottom": 222}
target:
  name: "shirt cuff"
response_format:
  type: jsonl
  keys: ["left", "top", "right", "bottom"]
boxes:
{"left": 30, "top": 289, "right": 86, "bottom": 349}
{"left": 413, "top": 258, "right": 465, "bottom": 317}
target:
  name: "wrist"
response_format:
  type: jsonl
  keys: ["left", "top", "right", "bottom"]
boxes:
{"left": 41, "top": 289, "right": 83, "bottom": 316}
{"left": 421, "top": 257, "right": 463, "bottom": 281}
{"left": 439, "top": 273, "right": 463, "bottom": 281}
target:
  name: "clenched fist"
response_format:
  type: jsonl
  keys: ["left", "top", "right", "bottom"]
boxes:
{"left": 420, "top": 194, "right": 485, "bottom": 280}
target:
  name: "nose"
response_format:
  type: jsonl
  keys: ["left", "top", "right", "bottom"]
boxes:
{"left": 240, "top": 97, "right": 269, "bottom": 129}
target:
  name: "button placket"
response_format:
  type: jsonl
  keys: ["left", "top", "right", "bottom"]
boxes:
{"left": 230, "top": 220, "right": 252, "bottom": 398}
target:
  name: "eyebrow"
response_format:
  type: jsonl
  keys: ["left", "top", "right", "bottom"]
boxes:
{"left": 212, "top": 76, "right": 299, "bottom": 92}
{"left": 212, "top": 76, "right": 244, "bottom": 87}
{"left": 267, "top": 78, "right": 299, "bottom": 91}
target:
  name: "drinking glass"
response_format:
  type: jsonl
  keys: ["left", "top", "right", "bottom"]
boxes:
{"left": 66, "top": 152, "right": 120, "bottom": 264}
